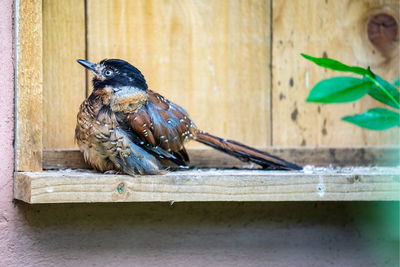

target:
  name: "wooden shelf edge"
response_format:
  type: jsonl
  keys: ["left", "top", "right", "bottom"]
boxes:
{"left": 14, "top": 168, "right": 400, "bottom": 203}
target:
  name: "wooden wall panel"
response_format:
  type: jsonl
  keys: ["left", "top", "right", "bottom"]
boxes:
{"left": 43, "top": 0, "right": 86, "bottom": 149}
{"left": 86, "top": 0, "right": 271, "bottom": 147}
{"left": 272, "top": 0, "right": 399, "bottom": 147}
{"left": 41, "top": 0, "right": 398, "bottom": 150}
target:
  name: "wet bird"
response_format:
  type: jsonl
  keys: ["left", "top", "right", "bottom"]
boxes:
{"left": 75, "top": 59, "right": 301, "bottom": 175}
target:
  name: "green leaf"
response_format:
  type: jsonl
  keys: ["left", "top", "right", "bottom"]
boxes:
{"left": 367, "top": 74, "right": 400, "bottom": 109}
{"left": 306, "top": 77, "right": 372, "bottom": 103}
{"left": 392, "top": 77, "right": 400, "bottom": 88}
{"left": 301, "top": 53, "right": 369, "bottom": 76}
{"left": 342, "top": 108, "right": 400, "bottom": 130}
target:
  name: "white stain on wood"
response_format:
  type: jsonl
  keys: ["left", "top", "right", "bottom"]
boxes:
{"left": 207, "top": 56, "right": 218, "bottom": 96}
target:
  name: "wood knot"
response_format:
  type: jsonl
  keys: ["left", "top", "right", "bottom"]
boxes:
{"left": 367, "top": 13, "right": 398, "bottom": 54}
{"left": 347, "top": 175, "right": 361, "bottom": 184}
{"left": 117, "top": 182, "right": 125, "bottom": 194}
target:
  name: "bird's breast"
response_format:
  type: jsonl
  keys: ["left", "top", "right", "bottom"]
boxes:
{"left": 75, "top": 99, "right": 119, "bottom": 171}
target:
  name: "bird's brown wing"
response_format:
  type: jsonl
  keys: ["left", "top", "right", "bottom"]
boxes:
{"left": 115, "top": 90, "right": 196, "bottom": 166}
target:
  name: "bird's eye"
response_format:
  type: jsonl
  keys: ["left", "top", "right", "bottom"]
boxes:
{"left": 103, "top": 68, "right": 114, "bottom": 77}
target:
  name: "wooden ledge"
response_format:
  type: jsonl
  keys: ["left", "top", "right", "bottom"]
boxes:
{"left": 14, "top": 167, "right": 400, "bottom": 203}
{"left": 43, "top": 147, "right": 400, "bottom": 170}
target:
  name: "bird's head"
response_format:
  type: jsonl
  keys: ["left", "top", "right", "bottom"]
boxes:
{"left": 77, "top": 59, "right": 149, "bottom": 112}
{"left": 76, "top": 59, "right": 148, "bottom": 91}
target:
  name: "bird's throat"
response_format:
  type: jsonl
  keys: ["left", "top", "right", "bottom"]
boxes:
{"left": 110, "top": 86, "right": 149, "bottom": 113}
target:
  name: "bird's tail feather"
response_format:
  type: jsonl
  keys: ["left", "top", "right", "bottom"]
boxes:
{"left": 195, "top": 131, "right": 302, "bottom": 170}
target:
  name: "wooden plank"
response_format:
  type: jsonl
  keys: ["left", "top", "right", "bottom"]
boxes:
{"left": 13, "top": 171, "right": 31, "bottom": 203}
{"left": 42, "top": 147, "right": 400, "bottom": 170}
{"left": 43, "top": 0, "right": 86, "bottom": 149}
{"left": 14, "top": 167, "right": 400, "bottom": 203}
{"left": 15, "top": 0, "right": 43, "bottom": 171}
{"left": 86, "top": 0, "right": 271, "bottom": 147}
{"left": 272, "top": 0, "right": 400, "bottom": 147}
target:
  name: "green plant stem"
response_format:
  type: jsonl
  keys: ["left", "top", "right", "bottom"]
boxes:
{"left": 365, "top": 75, "right": 400, "bottom": 109}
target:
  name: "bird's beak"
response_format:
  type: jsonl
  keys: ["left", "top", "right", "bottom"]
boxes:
{"left": 76, "top": 59, "right": 98, "bottom": 74}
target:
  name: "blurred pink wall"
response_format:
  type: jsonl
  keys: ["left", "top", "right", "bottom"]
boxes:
{"left": 0, "top": 0, "right": 15, "bottom": 265}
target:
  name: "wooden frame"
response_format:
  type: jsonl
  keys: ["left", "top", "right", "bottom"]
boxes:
{"left": 14, "top": 0, "right": 400, "bottom": 204}
{"left": 14, "top": 145, "right": 400, "bottom": 203}
{"left": 15, "top": 0, "right": 43, "bottom": 172}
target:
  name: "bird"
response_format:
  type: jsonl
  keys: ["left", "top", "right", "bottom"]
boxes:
{"left": 75, "top": 59, "right": 302, "bottom": 175}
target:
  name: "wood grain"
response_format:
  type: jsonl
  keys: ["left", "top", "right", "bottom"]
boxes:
{"left": 15, "top": 167, "right": 400, "bottom": 203}
{"left": 43, "top": 0, "right": 86, "bottom": 149}
{"left": 15, "top": 0, "right": 43, "bottom": 171}
{"left": 272, "top": 0, "right": 400, "bottom": 147}
{"left": 86, "top": 0, "right": 271, "bottom": 147}
{"left": 42, "top": 147, "right": 400, "bottom": 170}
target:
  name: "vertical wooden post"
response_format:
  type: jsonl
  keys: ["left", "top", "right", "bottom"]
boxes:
{"left": 15, "top": 0, "right": 43, "bottom": 171}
